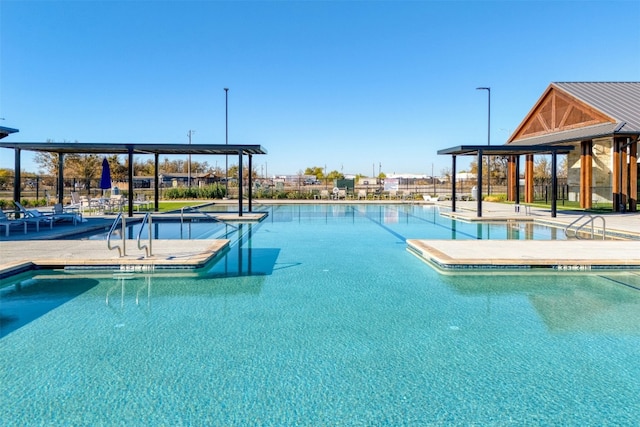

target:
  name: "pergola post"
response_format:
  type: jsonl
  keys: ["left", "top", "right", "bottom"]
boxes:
{"left": 248, "top": 154, "right": 253, "bottom": 213}
{"left": 515, "top": 155, "right": 521, "bottom": 204}
{"left": 154, "top": 152, "right": 160, "bottom": 212}
{"left": 477, "top": 148, "right": 483, "bottom": 217}
{"left": 551, "top": 151, "right": 558, "bottom": 218}
{"left": 127, "top": 148, "right": 134, "bottom": 217}
{"left": 13, "top": 148, "right": 21, "bottom": 205}
{"left": 451, "top": 155, "right": 457, "bottom": 212}
{"left": 237, "top": 150, "right": 243, "bottom": 217}
{"left": 57, "top": 153, "right": 65, "bottom": 204}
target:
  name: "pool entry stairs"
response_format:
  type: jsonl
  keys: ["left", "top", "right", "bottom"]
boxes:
{"left": 564, "top": 214, "right": 606, "bottom": 240}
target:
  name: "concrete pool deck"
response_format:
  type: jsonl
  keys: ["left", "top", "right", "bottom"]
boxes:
{"left": 1, "top": 201, "right": 639, "bottom": 277}
{"left": 408, "top": 201, "right": 640, "bottom": 270}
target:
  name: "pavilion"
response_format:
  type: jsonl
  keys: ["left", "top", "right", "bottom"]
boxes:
{"left": 439, "top": 82, "right": 639, "bottom": 217}
{"left": 0, "top": 140, "right": 267, "bottom": 217}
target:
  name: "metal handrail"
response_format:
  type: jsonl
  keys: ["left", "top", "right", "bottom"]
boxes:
{"left": 564, "top": 214, "right": 606, "bottom": 240}
{"left": 107, "top": 213, "right": 125, "bottom": 257}
{"left": 137, "top": 212, "right": 152, "bottom": 258}
{"left": 180, "top": 205, "right": 238, "bottom": 230}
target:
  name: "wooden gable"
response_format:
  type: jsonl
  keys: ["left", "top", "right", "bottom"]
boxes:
{"left": 509, "top": 85, "right": 615, "bottom": 142}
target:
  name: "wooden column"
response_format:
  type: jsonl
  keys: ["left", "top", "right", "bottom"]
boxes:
{"left": 507, "top": 156, "right": 517, "bottom": 201}
{"left": 525, "top": 154, "right": 534, "bottom": 203}
{"left": 629, "top": 140, "right": 638, "bottom": 212}
{"left": 580, "top": 141, "right": 592, "bottom": 209}
{"left": 621, "top": 143, "right": 628, "bottom": 210}
{"left": 612, "top": 139, "right": 621, "bottom": 211}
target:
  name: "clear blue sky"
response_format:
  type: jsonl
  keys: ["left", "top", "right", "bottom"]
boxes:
{"left": 1, "top": 0, "right": 639, "bottom": 177}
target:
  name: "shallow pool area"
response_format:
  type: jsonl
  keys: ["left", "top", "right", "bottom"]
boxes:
{"left": 1, "top": 204, "right": 639, "bottom": 425}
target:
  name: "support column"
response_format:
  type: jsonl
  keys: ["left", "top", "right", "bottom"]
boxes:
{"left": 128, "top": 148, "right": 134, "bottom": 217}
{"left": 621, "top": 141, "right": 628, "bottom": 211}
{"left": 57, "top": 153, "right": 65, "bottom": 204}
{"left": 238, "top": 150, "right": 243, "bottom": 217}
{"left": 154, "top": 153, "right": 160, "bottom": 212}
{"left": 507, "top": 155, "right": 517, "bottom": 201}
{"left": 515, "top": 155, "right": 521, "bottom": 204}
{"left": 13, "top": 148, "right": 21, "bottom": 204}
{"left": 451, "top": 155, "right": 457, "bottom": 212}
{"left": 580, "top": 141, "right": 593, "bottom": 209}
{"left": 551, "top": 151, "right": 558, "bottom": 218}
{"left": 525, "top": 154, "right": 534, "bottom": 203}
{"left": 612, "top": 139, "right": 621, "bottom": 211}
{"left": 629, "top": 139, "right": 638, "bottom": 212}
{"left": 477, "top": 149, "right": 483, "bottom": 217}
{"left": 248, "top": 154, "right": 253, "bottom": 213}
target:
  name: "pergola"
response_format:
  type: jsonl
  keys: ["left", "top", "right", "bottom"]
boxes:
{"left": 0, "top": 141, "right": 267, "bottom": 217}
{"left": 438, "top": 144, "right": 574, "bottom": 218}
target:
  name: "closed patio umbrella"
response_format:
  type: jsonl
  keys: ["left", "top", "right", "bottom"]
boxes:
{"left": 100, "top": 157, "right": 111, "bottom": 196}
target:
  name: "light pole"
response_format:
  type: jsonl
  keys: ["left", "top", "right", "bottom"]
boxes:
{"left": 187, "top": 130, "right": 195, "bottom": 188}
{"left": 477, "top": 87, "right": 491, "bottom": 195}
{"left": 224, "top": 88, "right": 229, "bottom": 198}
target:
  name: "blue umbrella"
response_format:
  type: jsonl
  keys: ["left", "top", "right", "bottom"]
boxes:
{"left": 100, "top": 158, "right": 112, "bottom": 192}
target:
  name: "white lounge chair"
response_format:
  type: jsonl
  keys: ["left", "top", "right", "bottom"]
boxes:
{"left": 0, "top": 210, "right": 27, "bottom": 236}
{"left": 13, "top": 201, "right": 54, "bottom": 231}
{"left": 51, "top": 203, "right": 82, "bottom": 225}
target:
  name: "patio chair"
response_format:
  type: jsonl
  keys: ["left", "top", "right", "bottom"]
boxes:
{"left": 133, "top": 194, "right": 150, "bottom": 211}
{"left": 357, "top": 190, "right": 367, "bottom": 200}
{"left": 13, "top": 201, "right": 54, "bottom": 232}
{"left": 320, "top": 190, "right": 330, "bottom": 200}
{"left": 0, "top": 209, "right": 27, "bottom": 236}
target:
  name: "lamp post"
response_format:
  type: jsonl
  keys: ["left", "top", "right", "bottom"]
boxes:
{"left": 224, "top": 88, "right": 229, "bottom": 198}
{"left": 476, "top": 87, "right": 491, "bottom": 195}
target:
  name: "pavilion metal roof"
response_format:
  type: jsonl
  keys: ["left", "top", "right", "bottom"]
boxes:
{"left": 0, "top": 141, "right": 267, "bottom": 155}
{"left": 0, "top": 126, "right": 19, "bottom": 140}
{"left": 508, "top": 82, "right": 640, "bottom": 146}
{"left": 438, "top": 144, "right": 574, "bottom": 156}
{"left": 554, "top": 82, "right": 640, "bottom": 133}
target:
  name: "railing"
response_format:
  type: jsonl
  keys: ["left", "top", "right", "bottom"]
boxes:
{"left": 137, "top": 212, "right": 152, "bottom": 258}
{"left": 107, "top": 213, "right": 125, "bottom": 257}
{"left": 564, "top": 214, "right": 606, "bottom": 240}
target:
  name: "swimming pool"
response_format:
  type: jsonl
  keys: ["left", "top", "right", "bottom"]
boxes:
{"left": 1, "top": 204, "right": 639, "bottom": 425}
{"left": 86, "top": 204, "right": 567, "bottom": 241}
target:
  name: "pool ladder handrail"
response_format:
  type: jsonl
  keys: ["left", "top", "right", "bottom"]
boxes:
{"left": 564, "top": 214, "right": 606, "bottom": 240}
{"left": 107, "top": 213, "right": 125, "bottom": 257}
{"left": 137, "top": 212, "right": 152, "bottom": 257}
{"left": 180, "top": 206, "right": 239, "bottom": 230}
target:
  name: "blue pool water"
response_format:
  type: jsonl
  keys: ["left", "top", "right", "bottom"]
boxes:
{"left": 1, "top": 204, "right": 639, "bottom": 425}
{"left": 89, "top": 204, "right": 567, "bottom": 241}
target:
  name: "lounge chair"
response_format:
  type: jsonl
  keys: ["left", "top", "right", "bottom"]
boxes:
{"left": 0, "top": 210, "right": 27, "bottom": 236}
{"left": 13, "top": 201, "right": 54, "bottom": 231}
{"left": 51, "top": 203, "right": 82, "bottom": 225}
{"left": 357, "top": 190, "right": 367, "bottom": 200}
